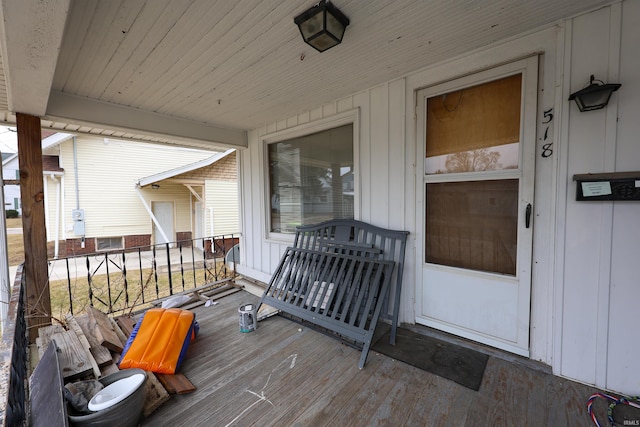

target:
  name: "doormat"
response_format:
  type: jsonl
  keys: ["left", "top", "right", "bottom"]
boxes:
{"left": 371, "top": 324, "right": 489, "bottom": 391}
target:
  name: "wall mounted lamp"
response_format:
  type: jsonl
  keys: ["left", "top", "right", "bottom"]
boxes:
{"left": 294, "top": 0, "right": 350, "bottom": 53}
{"left": 568, "top": 75, "right": 621, "bottom": 112}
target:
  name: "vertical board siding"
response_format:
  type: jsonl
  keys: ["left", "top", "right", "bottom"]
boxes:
{"left": 369, "top": 84, "right": 390, "bottom": 227}
{"left": 560, "top": 5, "right": 614, "bottom": 387}
{"left": 606, "top": 0, "right": 640, "bottom": 395}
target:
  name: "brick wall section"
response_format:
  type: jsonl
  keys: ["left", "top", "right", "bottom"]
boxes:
{"left": 65, "top": 238, "right": 96, "bottom": 256}
{"left": 65, "top": 234, "right": 152, "bottom": 256}
{"left": 174, "top": 152, "right": 236, "bottom": 181}
{"left": 124, "top": 234, "right": 151, "bottom": 250}
{"left": 176, "top": 231, "right": 192, "bottom": 246}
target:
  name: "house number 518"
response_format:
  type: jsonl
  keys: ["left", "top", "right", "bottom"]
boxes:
{"left": 541, "top": 108, "right": 553, "bottom": 158}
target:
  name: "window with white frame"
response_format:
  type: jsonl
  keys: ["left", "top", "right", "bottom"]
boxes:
{"left": 268, "top": 124, "right": 354, "bottom": 234}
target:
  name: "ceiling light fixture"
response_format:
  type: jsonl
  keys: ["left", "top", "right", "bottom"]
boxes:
{"left": 294, "top": 0, "right": 350, "bottom": 53}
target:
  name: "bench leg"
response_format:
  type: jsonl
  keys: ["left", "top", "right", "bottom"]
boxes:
{"left": 358, "top": 341, "right": 371, "bottom": 370}
{"left": 389, "top": 284, "right": 402, "bottom": 346}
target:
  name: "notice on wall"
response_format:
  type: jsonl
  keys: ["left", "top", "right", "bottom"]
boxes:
{"left": 581, "top": 181, "right": 612, "bottom": 197}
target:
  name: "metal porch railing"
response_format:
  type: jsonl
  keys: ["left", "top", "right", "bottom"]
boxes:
{"left": 47, "top": 233, "right": 241, "bottom": 317}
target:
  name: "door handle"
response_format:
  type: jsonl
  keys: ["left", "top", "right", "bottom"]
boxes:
{"left": 525, "top": 203, "right": 532, "bottom": 228}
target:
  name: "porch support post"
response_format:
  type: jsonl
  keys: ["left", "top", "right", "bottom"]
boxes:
{"left": 17, "top": 113, "right": 51, "bottom": 341}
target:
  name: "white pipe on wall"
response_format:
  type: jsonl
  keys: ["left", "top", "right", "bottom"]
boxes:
{"left": 0, "top": 161, "right": 9, "bottom": 332}
{"left": 134, "top": 185, "right": 171, "bottom": 244}
{"left": 50, "top": 175, "right": 61, "bottom": 258}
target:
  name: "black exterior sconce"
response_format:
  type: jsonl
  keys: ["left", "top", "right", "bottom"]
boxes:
{"left": 568, "top": 75, "right": 621, "bottom": 112}
{"left": 294, "top": 0, "right": 350, "bottom": 53}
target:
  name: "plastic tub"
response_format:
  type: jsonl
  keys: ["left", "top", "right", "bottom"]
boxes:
{"left": 68, "top": 369, "right": 146, "bottom": 427}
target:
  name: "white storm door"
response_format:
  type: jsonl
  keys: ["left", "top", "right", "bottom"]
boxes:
{"left": 152, "top": 201, "right": 174, "bottom": 246}
{"left": 416, "top": 57, "right": 538, "bottom": 356}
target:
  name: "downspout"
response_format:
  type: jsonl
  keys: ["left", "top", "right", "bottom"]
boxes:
{"left": 0, "top": 161, "right": 9, "bottom": 331}
{"left": 73, "top": 136, "right": 80, "bottom": 211}
{"left": 209, "top": 208, "right": 215, "bottom": 236}
{"left": 50, "top": 175, "right": 61, "bottom": 258}
{"left": 135, "top": 184, "right": 171, "bottom": 244}
{"left": 72, "top": 136, "right": 84, "bottom": 247}
{"left": 43, "top": 173, "right": 50, "bottom": 240}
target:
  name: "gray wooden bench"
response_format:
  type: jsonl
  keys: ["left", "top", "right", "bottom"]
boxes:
{"left": 258, "top": 219, "right": 409, "bottom": 368}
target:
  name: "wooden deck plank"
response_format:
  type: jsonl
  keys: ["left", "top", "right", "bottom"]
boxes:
{"left": 141, "top": 290, "right": 601, "bottom": 427}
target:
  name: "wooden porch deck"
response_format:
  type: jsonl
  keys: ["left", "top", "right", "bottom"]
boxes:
{"left": 142, "top": 290, "right": 599, "bottom": 426}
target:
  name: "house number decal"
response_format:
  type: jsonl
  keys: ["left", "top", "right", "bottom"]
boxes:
{"left": 541, "top": 108, "right": 553, "bottom": 158}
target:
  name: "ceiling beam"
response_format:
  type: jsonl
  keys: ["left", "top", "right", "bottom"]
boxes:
{"left": 0, "top": 0, "right": 70, "bottom": 116}
{"left": 46, "top": 91, "right": 248, "bottom": 148}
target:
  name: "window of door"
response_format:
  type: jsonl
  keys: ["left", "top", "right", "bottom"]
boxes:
{"left": 425, "top": 74, "right": 522, "bottom": 276}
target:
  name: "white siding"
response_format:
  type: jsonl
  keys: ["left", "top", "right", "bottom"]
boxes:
{"left": 558, "top": 1, "right": 640, "bottom": 395}
{"left": 205, "top": 179, "right": 239, "bottom": 235}
{"left": 239, "top": 1, "right": 639, "bottom": 395}
{"left": 59, "top": 136, "right": 211, "bottom": 239}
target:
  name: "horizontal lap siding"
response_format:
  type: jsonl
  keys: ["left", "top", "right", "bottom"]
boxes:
{"left": 205, "top": 180, "right": 239, "bottom": 236}
{"left": 59, "top": 136, "right": 211, "bottom": 239}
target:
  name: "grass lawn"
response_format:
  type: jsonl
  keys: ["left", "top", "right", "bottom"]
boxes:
{"left": 48, "top": 261, "right": 232, "bottom": 319}
{"left": 5, "top": 218, "right": 57, "bottom": 265}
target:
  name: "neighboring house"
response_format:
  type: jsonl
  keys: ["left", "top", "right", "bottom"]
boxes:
{"left": 2, "top": 131, "right": 62, "bottom": 214}
{"left": 2, "top": 152, "right": 20, "bottom": 214}
{"left": 39, "top": 134, "right": 238, "bottom": 257}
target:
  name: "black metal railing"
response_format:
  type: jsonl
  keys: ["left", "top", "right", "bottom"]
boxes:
{"left": 47, "top": 233, "right": 240, "bottom": 317}
{"left": 0, "top": 265, "right": 28, "bottom": 427}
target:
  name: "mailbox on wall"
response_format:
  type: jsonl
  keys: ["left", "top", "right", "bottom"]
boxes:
{"left": 573, "top": 172, "right": 640, "bottom": 201}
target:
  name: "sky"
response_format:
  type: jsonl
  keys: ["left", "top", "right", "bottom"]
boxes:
{"left": 0, "top": 126, "right": 17, "bottom": 154}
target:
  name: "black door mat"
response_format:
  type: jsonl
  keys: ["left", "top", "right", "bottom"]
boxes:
{"left": 371, "top": 324, "right": 489, "bottom": 391}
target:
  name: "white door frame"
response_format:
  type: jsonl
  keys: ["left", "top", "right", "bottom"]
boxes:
{"left": 414, "top": 56, "right": 539, "bottom": 356}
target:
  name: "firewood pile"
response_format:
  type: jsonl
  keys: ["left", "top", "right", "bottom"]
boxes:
{"left": 34, "top": 306, "right": 194, "bottom": 418}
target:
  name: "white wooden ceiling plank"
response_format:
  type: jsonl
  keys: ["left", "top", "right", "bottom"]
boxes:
{"left": 116, "top": 0, "right": 230, "bottom": 106}
{"left": 162, "top": 0, "right": 442, "bottom": 119}
{"left": 62, "top": 1, "right": 125, "bottom": 94}
{"left": 53, "top": 0, "right": 98, "bottom": 91}
{"left": 134, "top": 0, "right": 267, "bottom": 110}
{"left": 74, "top": 0, "right": 148, "bottom": 97}
{"left": 38, "top": 0, "right": 612, "bottom": 133}
{"left": 183, "top": 0, "right": 528, "bottom": 127}
{"left": 153, "top": 0, "right": 301, "bottom": 115}
{"left": 92, "top": 0, "right": 173, "bottom": 100}
{"left": 100, "top": 0, "right": 197, "bottom": 104}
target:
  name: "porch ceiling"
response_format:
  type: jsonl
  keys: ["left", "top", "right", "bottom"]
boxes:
{"left": 0, "top": 0, "right": 611, "bottom": 150}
